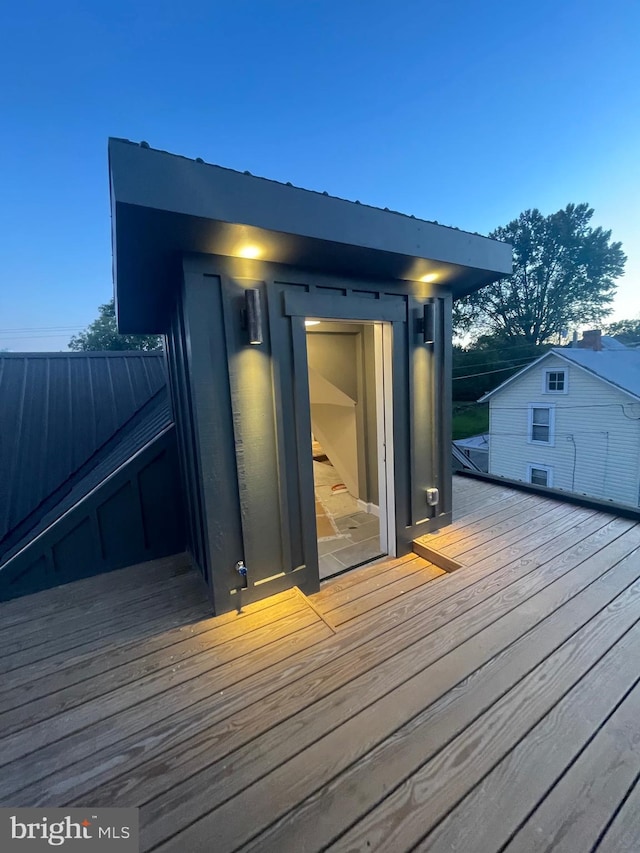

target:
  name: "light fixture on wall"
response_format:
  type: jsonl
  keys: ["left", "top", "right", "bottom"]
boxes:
{"left": 423, "top": 301, "right": 435, "bottom": 344}
{"left": 416, "top": 301, "right": 435, "bottom": 344}
{"left": 245, "top": 288, "right": 264, "bottom": 345}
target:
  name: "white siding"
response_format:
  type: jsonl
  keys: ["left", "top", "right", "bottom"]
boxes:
{"left": 488, "top": 354, "right": 640, "bottom": 507}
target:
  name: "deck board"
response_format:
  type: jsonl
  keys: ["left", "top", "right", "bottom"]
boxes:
{"left": 2, "top": 476, "right": 639, "bottom": 853}
{"left": 154, "top": 531, "right": 640, "bottom": 853}
{"left": 3, "top": 505, "right": 630, "bottom": 806}
{"left": 596, "top": 775, "right": 640, "bottom": 852}
{"left": 253, "top": 550, "right": 640, "bottom": 853}
{"left": 504, "top": 674, "right": 640, "bottom": 851}
{"left": 64, "top": 517, "right": 637, "bottom": 817}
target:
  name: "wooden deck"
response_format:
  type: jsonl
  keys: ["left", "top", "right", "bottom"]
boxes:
{"left": 2, "top": 475, "right": 640, "bottom": 852}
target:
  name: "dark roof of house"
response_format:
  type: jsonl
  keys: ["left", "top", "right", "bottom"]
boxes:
{"left": 109, "top": 138, "right": 513, "bottom": 333}
{"left": 0, "top": 352, "right": 169, "bottom": 562}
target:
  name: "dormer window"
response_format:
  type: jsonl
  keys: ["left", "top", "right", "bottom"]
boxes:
{"left": 544, "top": 368, "right": 567, "bottom": 394}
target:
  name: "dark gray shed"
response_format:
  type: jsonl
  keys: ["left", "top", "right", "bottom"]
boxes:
{"left": 109, "top": 138, "right": 511, "bottom": 615}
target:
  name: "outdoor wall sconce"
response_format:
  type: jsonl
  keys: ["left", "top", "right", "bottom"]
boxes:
{"left": 416, "top": 301, "right": 435, "bottom": 345}
{"left": 423, "top": 301, "right": 435, "bottom": 344}
{"left": 244, "top": 288, "right": 264, "bottom": 345}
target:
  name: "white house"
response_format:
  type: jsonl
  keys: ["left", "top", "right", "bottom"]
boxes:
{"left": 479, "top": 332, "right": 640, "bottom": 508}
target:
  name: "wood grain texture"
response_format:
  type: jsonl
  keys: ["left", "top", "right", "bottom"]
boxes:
{"left": 0, "top": 597, "right": 312, "bottom": 738}
{"left": 451, "top": 479, "right": 528, "bottom": 521}
{"left": 329, "top": 567, "right": 640, "bottom": 853}
{"left": 1, "top": 507, "right": 625, "bottom": 807}
{"left": 2, "top": 477, "right": 639, "bottom": 853}
{"left": 326, "top": 563, "right": 445, "bottom": 625}
{"left": 0, "top": 581, "right": 210, "bottom": 673}
{"left": 312, "top": 553, "right": 418, "bottom": 606}
{"left": 596, "top": 775, "right": 640, "bottom": 852}
{"left": 450, "top": 491, "right": 531, "bottom": 526}
{"left": 0, "top": 553, "right": 192, "bottom": 627}
{"left": 0, "top": 588, "right": 299, "bottom": 709}
{"left": 418, "top": 558, "right": 640, "bottom": 853}
{"left": 411, "top": 541, "right": 463, "bottom": 572}
{"left": 234, "top": 543, "right": 640, "bottom": 853}
{"left": 420, "top": 493, "right": 545, "bottom": 551}
{"left": 146, "top": 526, "right": 640, "bottom": 852}
{"left": 5, "top": 620, "right": 334, "bottom": 807}
{"left": 504, "top": 670, "right": 640, "bottom": 853}
{"left": 0, "top": 605, "right": 321, "bottom": 770}
{"left": 447, "top": 501, "right": 584, "bottom": 561}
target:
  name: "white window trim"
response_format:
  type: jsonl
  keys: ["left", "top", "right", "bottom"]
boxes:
{"left": 528, "top": 463, "right": 554, "bottom": 488}
{"left": 542, "top": 367, "right": 568, "bottom": 394}
{"left": 528, "top": 403, "right": 556, "bottom": 446}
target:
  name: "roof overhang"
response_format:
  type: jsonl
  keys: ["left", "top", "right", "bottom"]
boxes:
{"left": 109, "top": 138, "right": 513, "bottom": 333}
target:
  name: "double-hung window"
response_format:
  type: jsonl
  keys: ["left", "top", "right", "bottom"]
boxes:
{"left": 528, "top": 404, "right": 555, "bottom": 445}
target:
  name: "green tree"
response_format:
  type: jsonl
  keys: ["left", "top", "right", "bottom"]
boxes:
{"left": 69, "top": 299, "right": 162, "bottom": 351}
{"left": 603, "top": 318, "right": 640, "bottom": 346}
{"left": 454, "top": 204, "right": 626, "bottom": 344}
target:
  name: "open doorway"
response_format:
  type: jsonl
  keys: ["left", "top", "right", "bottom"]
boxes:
{"left": 306, "top": 319, "right": 394, "bottom": 579}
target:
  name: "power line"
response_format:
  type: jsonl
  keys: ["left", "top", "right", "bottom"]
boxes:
{"left": 453, "top": 342, "right": 640, "bottom": 381}
{"left": 454, "top": 354, "right": 543, "bottom": 371}
{"left": 453, "top": 355, "right": 541, "bottom": 376}
{"left": 0, "top": 326, "right": 85, "bottom": 333}
{"left": 453, "top": 358, "right": 540, "bottom": 381}
{"left": 0, "top": 334, "right": 83, "bottom": 341}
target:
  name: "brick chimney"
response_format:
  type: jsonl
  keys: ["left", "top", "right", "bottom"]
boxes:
{"left": 577, "top": 329, "right": 603, "bottom": 351}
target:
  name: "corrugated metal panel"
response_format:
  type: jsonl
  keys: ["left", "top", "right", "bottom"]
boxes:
{"left": 555, "top": 348, "right": 640, "bottom": 400}
{"left": 0, "top": 352, "right": 167, "bottom": 550}
{"left": 0, "top": 394, "right": 174, "bottom": 567}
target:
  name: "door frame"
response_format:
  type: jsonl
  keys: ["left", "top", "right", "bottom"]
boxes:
{"left": 285, "top": 291, "right": 406, "bottom": 579}
{"left": 375, "top": 321, "right": 396, "bottom": 556}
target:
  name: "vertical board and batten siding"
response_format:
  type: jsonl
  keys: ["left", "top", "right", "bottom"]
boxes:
{"left": 0, "top": 352, "right": 166, "bottom": 550}
{"left": 489, "top": 353, "right": 640, "bottom": 507}
{"left": 169, "top": 254, "right": 453, "bottom": 615}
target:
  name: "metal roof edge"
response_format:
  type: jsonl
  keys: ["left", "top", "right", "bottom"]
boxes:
{"left": 0, "top": 351, "right": 164, "bottom": 358}
{"left": 478, "top": 347, "right": 640, "bottom": 404}
{"left": 553, "top": 349, "right": 640, "bottom": 403}
{"left": 108, "top": 137, "right": 506, "bottom": 247}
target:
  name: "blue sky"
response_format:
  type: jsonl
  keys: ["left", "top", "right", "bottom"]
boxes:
{"left": 1, "top": 0, "right": 638, "bottom": 350}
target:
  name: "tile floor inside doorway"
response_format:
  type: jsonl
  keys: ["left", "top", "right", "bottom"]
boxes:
{"left": 313, "top": 448, "right": 383, "bottom": 580}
